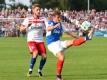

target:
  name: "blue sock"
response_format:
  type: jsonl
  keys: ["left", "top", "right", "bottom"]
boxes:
{"left": 39, "top": 58, "right": 46, "bottom": 71}
{"left": 29, "top": 57, "right": 36, "bottom": 71}
{"left": 85, "top": 35, "right": 91, "bottom": 40}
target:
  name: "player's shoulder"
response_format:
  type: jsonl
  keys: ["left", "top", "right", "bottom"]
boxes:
{"left": 40, "top": 16, "right": 45, "bottom": 19}
{"left": 45, "top": 20, "right": 54, "bottom": 27}
{"left": 48, "top": 20, "right": 54, "bottom": 24}
{"left": 25, "top": 16, "right": 33, "bottom": 19}
{"left": 24, "top": 16, "right": 34, "bottom": 21}
{"left": 39, "top": 16, "right": 47, "bottom": 21}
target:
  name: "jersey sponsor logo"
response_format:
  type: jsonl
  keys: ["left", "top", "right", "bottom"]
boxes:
{"left": 27, "top": 22, "right": 43, "bottom": 32}
{"left": 27, "top": 26, "right": 42, "bottom": 32}
{"left": 30, "top": 26, "right": 42, "bottom": 29}
{"left": 53, "top": 29, "right": 61, "bottom": 34}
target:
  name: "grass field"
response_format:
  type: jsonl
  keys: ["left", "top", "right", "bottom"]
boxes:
{"left": 0, "top": 37, "right": 107, "bottom": 80}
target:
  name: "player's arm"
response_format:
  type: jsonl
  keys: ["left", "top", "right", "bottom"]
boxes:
{"left": 20, "top": 18, "right": 29, "bottom": 32}
{"left": 46, "top": 22, "right": 60, "bottom": 31}
{"left": 62, "top": 16, "right": 72, "bottom": 24}
{"left": 62, "top": 23, "right": 79, "bottom": 39}
{"left": 47, "top": 24, "right": 60, "bottom": 31}
{"left": 65, "top": 32, "right": 79, "bottom": 39}
{"left": 62, "top": 15, "right": 79, "bottom": 25}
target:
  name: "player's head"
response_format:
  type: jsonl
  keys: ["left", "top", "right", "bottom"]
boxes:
{"left": 32, "top": 4, "right": 41, "bottom": 17}
{"left": 52, "top": 10, "right": 61, "bottom": 22}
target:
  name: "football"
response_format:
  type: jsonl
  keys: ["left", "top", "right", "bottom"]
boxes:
{"left": 80, "top": 21, "right": 91, "bottom": 31}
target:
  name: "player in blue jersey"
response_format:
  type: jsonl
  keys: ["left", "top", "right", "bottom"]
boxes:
{"left": 46, "top": 11, "right": 94, "bottom": 80}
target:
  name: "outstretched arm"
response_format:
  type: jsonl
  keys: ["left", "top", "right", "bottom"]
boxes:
{"left": 46, "top": 23, "right": 60, "bottom": 31}
{"left": 20, "top": 18, "right": 29, "bottom": 32}
{"left": 65, "top": 31, "right": 79, "bottom": 39}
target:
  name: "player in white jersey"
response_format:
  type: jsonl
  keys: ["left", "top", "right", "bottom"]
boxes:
{"left": 20, "top": 4, "right": 46, "bottom": 77}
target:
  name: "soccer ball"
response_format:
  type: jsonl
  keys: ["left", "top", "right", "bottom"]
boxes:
{"left": 80, "top": 21, "right": 91, "bottom": 31}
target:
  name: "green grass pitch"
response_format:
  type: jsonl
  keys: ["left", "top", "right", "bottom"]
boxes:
{"left": 0, "top": 37, "right": 107, "bottom": 80}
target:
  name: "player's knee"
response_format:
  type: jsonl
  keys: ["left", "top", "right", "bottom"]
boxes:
{"left": 32, "top": 50, "right": 38, "bottom": 58}
{"left": 41, "top": 54, "right": 47, "bottom": 59}
{"left": 57, "top": 53, "right": 64, "bottom": 61}
{"left": 58, "top": 56, "right": 64, "bottom": 61}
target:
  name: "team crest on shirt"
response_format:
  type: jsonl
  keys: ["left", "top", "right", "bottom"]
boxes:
{"left": 49, "top": 22, "right": 53, "bottom": 26}
{"left": 53, "top": 29, "right": 61, "bottom": 34}
{"left": 28, "top": 23, "right": 42, "bottom": 31}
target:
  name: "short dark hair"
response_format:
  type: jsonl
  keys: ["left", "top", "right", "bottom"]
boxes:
{"left": 32, "top": 4, "right": 41, "bottom": 9}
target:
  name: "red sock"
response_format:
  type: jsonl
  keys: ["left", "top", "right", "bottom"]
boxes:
{"left": 73, "top": 37, "right": 86, "bottom": 46}
{"left": 56, "top": 59, "right": 64, "bottom": 75}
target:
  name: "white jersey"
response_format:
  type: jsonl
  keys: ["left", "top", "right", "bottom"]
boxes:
{"left": 22, "top": 16, "right": 46, "bottom": 42}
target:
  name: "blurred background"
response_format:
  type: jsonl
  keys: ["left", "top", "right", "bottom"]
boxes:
{"left": 0, "top": 0, "right": 107, "bottom": 37}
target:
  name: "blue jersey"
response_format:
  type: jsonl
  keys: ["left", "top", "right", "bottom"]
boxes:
{"left": 46, "top": 20, "right": 63, "bottom": 45}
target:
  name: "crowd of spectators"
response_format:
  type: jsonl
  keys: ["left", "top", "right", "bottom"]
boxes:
{"left": 0, "top": 7, "right": 29, "bottom": 37}
{"left": 63, "top": 9, "right": 107, "bottom": 32}
{"left": 0, "top": 7, "right": 107, "bottom": 37}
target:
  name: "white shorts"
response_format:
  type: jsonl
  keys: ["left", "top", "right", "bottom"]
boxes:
{"left": 47, "top": 40, "right": 67, "bottom": 56}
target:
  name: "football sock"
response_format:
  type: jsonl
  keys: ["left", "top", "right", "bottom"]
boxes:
{"left": 29, "top": 57, "right": 36, "bottom": 71}
{"left": 38, "top": 58, "right": 46, "bottom": 71}
{"left": 85, "top": 35, "right": 91, "bottom": 40}
{"left": 73, "top": 37, "right": 86, "bottom": 46}
{"left": 56, "top": 59, "right": 64, "bottom": 75}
